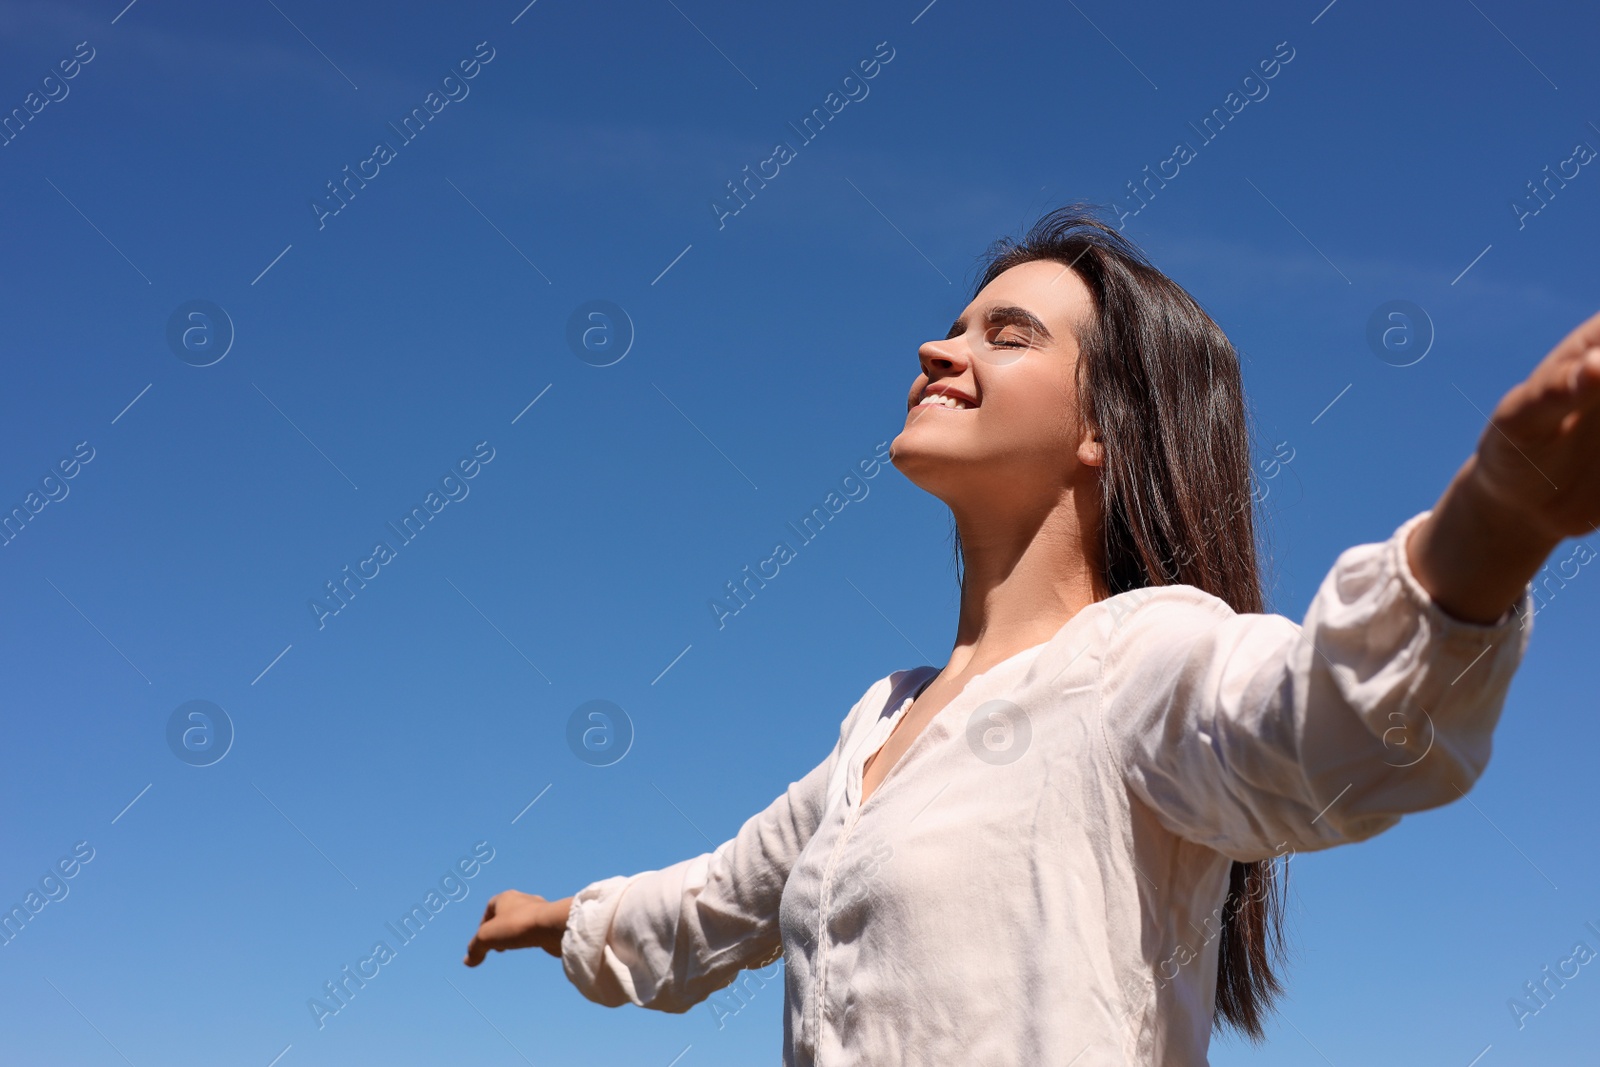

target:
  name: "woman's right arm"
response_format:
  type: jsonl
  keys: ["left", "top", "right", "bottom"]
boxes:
{"left": 558, "top": 757, "right": 833, "bottom": 1012}
{"left": 462, "top": 679, "right": 885, "bottom": 1012}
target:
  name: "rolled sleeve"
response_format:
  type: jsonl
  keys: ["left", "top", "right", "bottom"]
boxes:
{"left": 1099, "top": 509, "right": 1536, "bottom": 863}
{"left": 562, "top": 874, "right": 641, "bottom": 1007}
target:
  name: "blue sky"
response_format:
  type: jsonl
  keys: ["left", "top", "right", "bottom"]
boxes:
{"left": 2, "top": 0, "right": 1597, "bottom": 1063}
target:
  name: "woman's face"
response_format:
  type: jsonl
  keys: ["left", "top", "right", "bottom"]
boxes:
{"left": 890, "top": 259, "right": 1103, "bottom": 503}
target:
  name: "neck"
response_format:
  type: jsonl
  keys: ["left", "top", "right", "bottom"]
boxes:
{"left": 943, "top": 484, "right": 1108, "bottom": 676}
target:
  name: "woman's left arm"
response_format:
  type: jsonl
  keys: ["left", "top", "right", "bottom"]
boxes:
{"left": 1098, "top": 310, "right": 1600, "bottom": 862}
{"left": 1407, "top": 308, "right": 1600, "bottom": 622}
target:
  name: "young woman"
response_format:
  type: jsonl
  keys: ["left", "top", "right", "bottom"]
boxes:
{"left": 463, "top": 205, "right": 1600, "bottom": 1065}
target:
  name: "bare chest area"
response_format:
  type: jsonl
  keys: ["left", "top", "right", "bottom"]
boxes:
{"left": 859, "top": 679, "right": 951, "bottom": 805}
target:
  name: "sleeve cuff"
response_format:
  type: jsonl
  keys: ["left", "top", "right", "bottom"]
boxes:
{"left": 1388, "top": 509, "right": 1534, "bottom": 638}
{"left": 561, "top": 875, "right": 639, "bottom": 1008}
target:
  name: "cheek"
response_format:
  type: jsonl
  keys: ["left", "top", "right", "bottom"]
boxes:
{"left": 989, "top": 371, "right": 1076, "bottom": 443}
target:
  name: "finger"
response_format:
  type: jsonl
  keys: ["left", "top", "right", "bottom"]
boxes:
{"left": 1525, "top": 308, "right": 1600, "bottom": 390}
{"left": 465, "top": 917, "right": 508, "bottom": 966}
{"left": 1551, "top": 308, "right": 1600, "bottom": 363}
{"left": 1533, "top": 309, "right": 1600, "bottom": 405}
{"left": 465, "top": 904, "right": 508, "bottom": 967}
{"left": 477, "top": 893, "right": 500, "bottom": 928}
{"left": 1570, "top": 345, "right": 1600, "bottom": 395}
{"left": 1497, "top": 345, "right": 1600, "bottom": 441}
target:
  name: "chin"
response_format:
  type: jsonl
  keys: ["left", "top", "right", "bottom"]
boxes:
{"left": 886, "top": 444, "right": 961, "bottom": 493}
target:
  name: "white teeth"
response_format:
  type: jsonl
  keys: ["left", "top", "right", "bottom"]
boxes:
{"left": 918, "top": 393, "right": 971, "bottom": 409}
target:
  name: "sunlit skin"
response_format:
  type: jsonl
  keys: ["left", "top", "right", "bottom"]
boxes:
{"left": 464, "top": 261, "right": 1600, "bottom": 967}
{"left": 862, "top": 260, "right": 1113, "bottom": 804}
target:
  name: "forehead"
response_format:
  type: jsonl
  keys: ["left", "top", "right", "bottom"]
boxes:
{"left": 966, "top": 259, "right": 1093, "bottom": 338}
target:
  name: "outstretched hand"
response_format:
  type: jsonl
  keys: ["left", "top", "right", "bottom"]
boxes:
{"left": 1470, "top": 307, "right": 1600, "bottom": 542}
{"left": 1407, "top": 308, "right": 1600, "bottom": 625}
{"left": 463, "top": 890, "right": 573, "bottom": 967}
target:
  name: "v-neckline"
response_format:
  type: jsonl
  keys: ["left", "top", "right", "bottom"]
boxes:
{"left": 853, "top": 638, "right": 1051, "bottom": 811}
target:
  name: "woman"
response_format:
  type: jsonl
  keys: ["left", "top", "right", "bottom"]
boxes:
{"left": 463, "top": 204, "right": 1600, "bottom": 1065}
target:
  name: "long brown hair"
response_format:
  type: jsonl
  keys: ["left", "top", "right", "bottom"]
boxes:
{"left": 955, "top": 202, "right": 1290, "bottom": 1041}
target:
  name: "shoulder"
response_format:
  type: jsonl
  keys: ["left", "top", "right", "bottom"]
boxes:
{"left": 1100, "top": 583, "right": 1236, "bottom": 642}
{"left": 1089, "top": 585, "right": 1300, "bottom": 770}
{"left": 1094, "top": 583, "right": 1302, "bottom": 678}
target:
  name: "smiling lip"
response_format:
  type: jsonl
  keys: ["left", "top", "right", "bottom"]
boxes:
{"left": 916, "top": 384, "right": 978, "bottom": 410}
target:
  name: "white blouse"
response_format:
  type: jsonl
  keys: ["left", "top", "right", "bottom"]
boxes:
{"left": 560, "top": 510, "right": 1534, "bottom": 1065}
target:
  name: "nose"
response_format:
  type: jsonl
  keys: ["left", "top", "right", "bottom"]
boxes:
{"left": 917, "top": 335, "right": 969, "bottom": 383}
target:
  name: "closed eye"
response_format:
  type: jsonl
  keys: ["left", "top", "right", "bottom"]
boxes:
{"left": 988, "top": 326, "right": 1036, "bottom": 348}
{"left": 945, "top": 306, "right": 1052, "bottom": 347}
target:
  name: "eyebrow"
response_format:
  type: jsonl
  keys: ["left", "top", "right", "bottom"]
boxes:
{"left": 945, "top": 305, "right": 1055, "bottom": 343}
